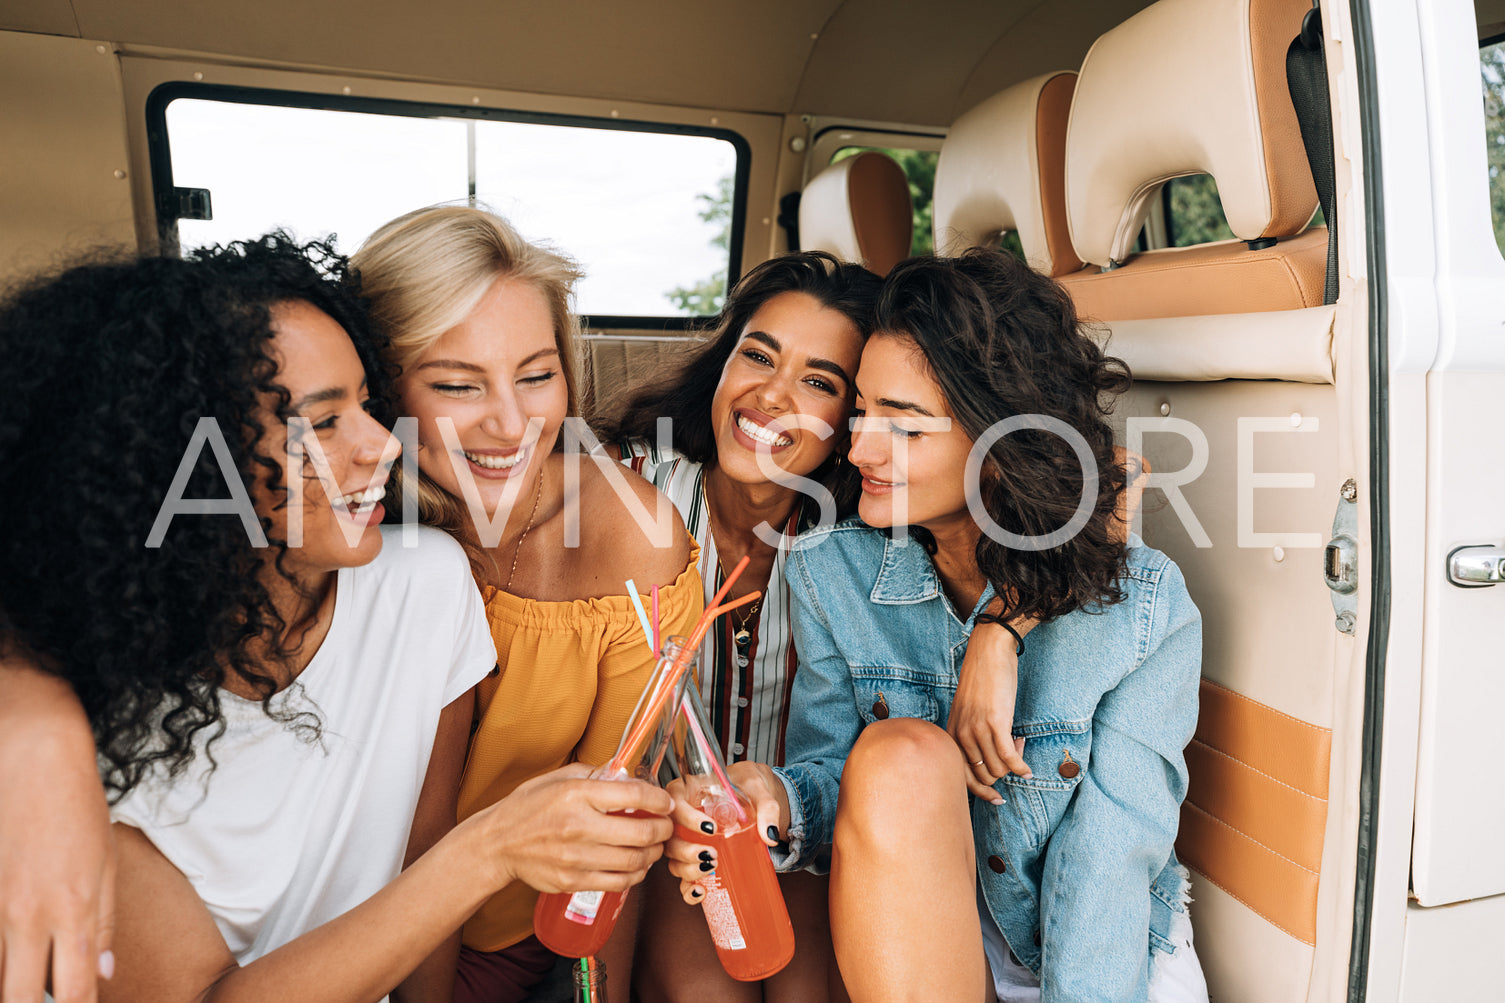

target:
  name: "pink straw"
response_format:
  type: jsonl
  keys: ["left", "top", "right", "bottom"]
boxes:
{"left": 651, "top": 585, "right": 661, "bottom": 653}
{"left": 647, "top": 582, "right": 745, "bottom": 823}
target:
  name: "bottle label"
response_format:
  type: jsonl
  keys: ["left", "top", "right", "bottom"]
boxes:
{"left": 700, "top": 873, "right": 746, "bottom": 950}
{"left": 565, "top": 889, "right": 604, "bottom": 925}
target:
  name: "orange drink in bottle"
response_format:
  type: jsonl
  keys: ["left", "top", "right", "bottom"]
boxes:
{"left": 533, "top": 637, "right": 690, "bottom": 957}
{"left": 670, "top": 687, "right": 795, "bottom": 980}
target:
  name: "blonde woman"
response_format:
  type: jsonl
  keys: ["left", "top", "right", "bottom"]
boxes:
{"left": 353, "top": 207, "right": 702, "bottom": 1002}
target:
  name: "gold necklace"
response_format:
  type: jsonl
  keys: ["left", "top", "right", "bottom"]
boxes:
{"left": 504, "top": 469, "right": 545, "bottom": 594}
{"left": 715, "top": 548, "right": 765, "bottom": 652}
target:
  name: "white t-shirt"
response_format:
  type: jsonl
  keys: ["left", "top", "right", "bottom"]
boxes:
{"left": 111, "top": 525, "right": 495, "bottom": 969}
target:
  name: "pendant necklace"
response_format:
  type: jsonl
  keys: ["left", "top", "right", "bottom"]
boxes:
{"left": 716, "top": 548, "right": 765, "bottom": 664}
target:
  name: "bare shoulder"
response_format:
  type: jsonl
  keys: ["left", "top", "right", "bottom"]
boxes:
{"left": 573, "top": 455, "right": 691, "bottom": 587}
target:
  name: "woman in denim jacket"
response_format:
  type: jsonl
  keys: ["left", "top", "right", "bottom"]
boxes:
{"left": 670, "top": 249, "right": 1208, "bottom": 1001}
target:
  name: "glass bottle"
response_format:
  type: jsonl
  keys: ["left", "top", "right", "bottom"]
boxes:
{"left": 669, "top": 685, "right": 796, "bottom": 981}
{"left": 533, "top": 636, "right": 691, "bottom": 958}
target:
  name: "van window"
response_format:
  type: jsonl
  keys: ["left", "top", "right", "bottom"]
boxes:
{"left": 1163, "top": 175, "right": 1235, "bottom": 247}
{"left": 831, "top": 146, "right": 938, "bottom": 256}
{"left": 1482, "top": 36, "right": 1505, "bottom": 258}
{"left": 151, "top": 89, "right": 745, "bottom": 321}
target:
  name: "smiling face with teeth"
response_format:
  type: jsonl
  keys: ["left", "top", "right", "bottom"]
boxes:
{"left": 708, "top": 291, "right": 863, "bottom": 490}
{"left": 398, "top": 276, "right": 569, "bottom": 529}
{"left": 255, "top": 300, "right": 398, "bottom": 577}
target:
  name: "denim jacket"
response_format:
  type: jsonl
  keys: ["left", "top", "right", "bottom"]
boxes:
{"left": 772, "top": 518, "right": 1201, "bottom": 1002}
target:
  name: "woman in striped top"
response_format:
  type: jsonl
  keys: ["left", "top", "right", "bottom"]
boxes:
{"left": 599, "top": 253, "right": 875, "bottom": 1001}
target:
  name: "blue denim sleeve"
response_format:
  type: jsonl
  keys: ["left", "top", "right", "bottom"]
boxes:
{"left": 1038, "top": 559, "right": 1202, "bottom": 1003}
{"left": 769, "top": 543, "right": 862, "bottom": 874}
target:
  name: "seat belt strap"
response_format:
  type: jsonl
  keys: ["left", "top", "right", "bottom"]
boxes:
{"left": 1287, "top": 4, "right": 1339, "bottom": 305}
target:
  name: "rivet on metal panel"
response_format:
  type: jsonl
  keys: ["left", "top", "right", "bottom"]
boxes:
{"left": 710, "top": 116, "right": 719, "bottom": 125}
{"left": 342, "top": 86, "right": 351, "bottom": 95}
{"left": 1158, "top": 401, "right": 1171, "bottom": 416}
{"left": 1273, "top": 547, "right": 1286, "bottom": 563}
{"left": 761, "top": 217, "right": 771, "bottom": 226}
{"left": 1290, "top": 412, "right": 1303, "bottom": 427}
{"left": 610, "top": 110, "right": 619, "bottom": 118}
{"left": 1335, "top": 611, "right": 1356, "bottom": 634}
{"left": 472, "top": 96, "right": 480, "bottom": 104}
{"left": 95, "top": 44, "right": 106, "bottom": 54}
{"left": 790, "top": 136, "right": 807, "bottom": 153}
{"left": 192, "top": 71, "right": 203, "bottom": 81}
{"left": 113, "top": 170, "right": 126, "bottom": 180}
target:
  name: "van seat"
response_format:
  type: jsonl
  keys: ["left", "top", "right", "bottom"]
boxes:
{"left": 1058, "top": 0, "right": 1323, "bottom": 320}
{"left": 798, "top": 151, "right": 913, "bottom": 275}
{"left": 931, "top": 70, "right": 1082, "bottom": 277}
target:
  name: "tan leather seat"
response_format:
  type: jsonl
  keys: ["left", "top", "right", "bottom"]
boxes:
{"left": 931, "top": 70, "right": 1082, "bottom": 277}
{"left": 1058, "top": 0, "right": 1324, "bottom": 320}
{"left": 798, "top": 151, "right": 913, "bottom": 276}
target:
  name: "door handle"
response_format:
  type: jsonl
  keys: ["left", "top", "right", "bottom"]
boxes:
{"left": 1447, "top": 545, "right": 1505, "bottom": 587}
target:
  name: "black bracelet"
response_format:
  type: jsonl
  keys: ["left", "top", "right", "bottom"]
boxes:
{"left": 975, "top": 613, "right": 1025, "bottom": 655}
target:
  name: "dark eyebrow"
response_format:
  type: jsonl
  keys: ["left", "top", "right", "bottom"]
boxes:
{"left": 745, "top": 330, "right": 849, "bottom": 386}
{"left": 414, "top": 347, "right": 560, "bottom": 374}
{"left": 745, "top": 330, "right": 781, "bottom": 353}
{"left": 291, "top": 378, "right": 367, "bottom": 413}
{"left": 875, "top": 396, "right": 937, "bottom": 417}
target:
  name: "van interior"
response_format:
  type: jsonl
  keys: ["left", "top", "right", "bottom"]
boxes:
{"left": 5, "top": 0, "right": 1505, "bottom": 999}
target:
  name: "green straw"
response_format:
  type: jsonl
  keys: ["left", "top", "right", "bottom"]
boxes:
{"left": 578, "top": 956, "right": 593, "bottom": 1002}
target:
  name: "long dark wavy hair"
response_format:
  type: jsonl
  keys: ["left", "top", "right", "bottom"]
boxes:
{"left": 595, "top": 251, "right": 881, "bottom": 518}
{"left": 0, "top": 233, "right": 392, "bottom": 799}
{"left": 875, "top": 249, "right": 1132, "bottom": 624}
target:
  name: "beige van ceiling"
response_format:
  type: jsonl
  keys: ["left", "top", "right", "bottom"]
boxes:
{"left": 0, "top": 0, "right": 1154, "bottom": 126}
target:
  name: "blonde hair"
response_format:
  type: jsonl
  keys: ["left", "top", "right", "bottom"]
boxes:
{"left": 352, "top": 205, "right": 586, "bottom": 551}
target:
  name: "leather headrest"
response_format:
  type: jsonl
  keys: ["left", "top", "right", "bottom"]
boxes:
{"left": 1066, "top": 0, "right": 1319, "bottom": 267}
{"left": 933, "top": 71, "right": 1083, "bottom": 277}
{"left": 799, "top": 151, "right": 913, "bottom": 275}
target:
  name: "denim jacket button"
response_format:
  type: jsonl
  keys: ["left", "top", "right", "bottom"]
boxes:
{"left": 987, "top": 854, "right": 1007, "bottom": 874}
{"left": 872, "top": 692, "right": 890, "bottom": 720}
{"left": 1057, "top": 749, "right": 1080, "bottom": 779}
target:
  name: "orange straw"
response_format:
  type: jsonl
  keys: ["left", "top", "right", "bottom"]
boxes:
{"left": 609, "top": 556, "right": 758, "bottom": 773}
{"left": 648, "top": 583, "right": 746, "bottom": 825}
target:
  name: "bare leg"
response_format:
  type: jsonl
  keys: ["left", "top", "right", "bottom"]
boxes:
{"left": 830, "top": 719, "right": 991, "bottom": 1003}
{"left": 765, "top": 869, "right": 845, "bottom": 1003}
{"left": 633, "top": 859, "right": 761, "bottom": 1003}
{"left": 598, "top": 879, "right": 642, "bottom": 999}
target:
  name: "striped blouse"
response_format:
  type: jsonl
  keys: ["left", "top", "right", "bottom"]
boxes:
{"left": 619, "top": 439, "right": 800, "bottom": 766}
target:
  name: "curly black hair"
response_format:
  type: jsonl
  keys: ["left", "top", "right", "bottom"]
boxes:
{"left": 594, "top": 251, "right": 881, "bottom": 519}
{"left": 0, "top": 233, "right": 392, "bottom": 799}
{"left": 874, "top": 248, "right": 1133, "bottom": 625}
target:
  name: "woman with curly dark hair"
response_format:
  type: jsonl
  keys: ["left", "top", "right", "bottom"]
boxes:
{"left": 667, "top": 249, "right": 1208, "bottom": 1001}
{"left": 0, "top": 235, "right": 673, "bottom": 1003}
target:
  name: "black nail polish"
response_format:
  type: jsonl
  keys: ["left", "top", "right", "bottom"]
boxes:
{"left": 700, "top": 821, "right": 715, "bottom": 835}
{"left": 699, "top": 859, "right": 715, "bottom": 872}
{"left": 766, "top": 825, "right": 780, "bottom": 842}
{"left": 698, "top": 850, "right": 714, "bottom": 864}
